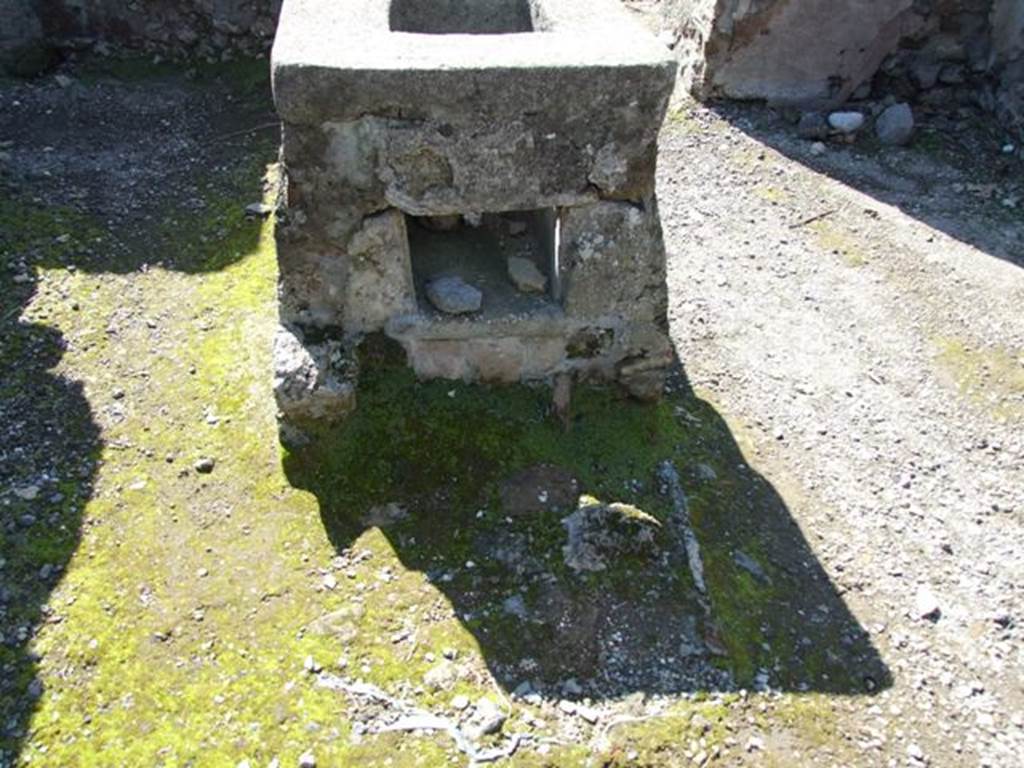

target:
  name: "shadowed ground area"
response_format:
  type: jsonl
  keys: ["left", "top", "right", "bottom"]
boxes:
{"left": 0, "top": 220, "right": 99, "bottom": 768}
{"left": 659, "top": 100, "right": 1023, "bottom": 766}
{"left": 284, "top": 340, "right": 889, "bottom": 702}
{"left": 704, "top": 101, "right": 1023, "bottom": 270}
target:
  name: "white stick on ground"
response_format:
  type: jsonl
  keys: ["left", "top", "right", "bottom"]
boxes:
{"left": 316, "top": 674, "right": 521, "bottom": 764}
{"left": 658, "top": 460, "right": 709, "bottom": 604}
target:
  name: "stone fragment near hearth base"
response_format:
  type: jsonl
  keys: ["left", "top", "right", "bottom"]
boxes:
{"left": 273, "top": 324, "right": 357, "bottom": 424}
{"left": 425, "top": 276, "right": 484, "bottom": 316}
{"left": 507, "top": 256, "right": 548, "bottom": 294}
{"left": 615, "top": 325, "right": 675, "bottom": 402}
{"left": 562, "top": 495, "right": 663, "bottom": 573}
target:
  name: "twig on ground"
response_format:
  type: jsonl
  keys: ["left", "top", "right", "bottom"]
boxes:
{"left": 658, "top": 460, "right": 709, "bottom": 609}
{"left": 788, "top": 208, "right": 837, "bottom": 229}
{"left": 214, "top": 121, "right": 280, "bottom": 142}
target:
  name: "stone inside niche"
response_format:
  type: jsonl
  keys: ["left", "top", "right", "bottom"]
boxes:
{"left": 407, "top": 209, "right": 557, "bottom": 316}
{"left": 426, "top": 276, "right": 483, "bottom": 315}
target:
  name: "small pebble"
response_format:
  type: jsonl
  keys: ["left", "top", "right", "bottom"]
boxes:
{"left": 194, "top": 457, "right": 215, "bottom": 474}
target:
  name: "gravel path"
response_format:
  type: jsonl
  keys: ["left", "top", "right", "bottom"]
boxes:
{"left": 660, "top": 101, "right": 1023, "bottom": 767}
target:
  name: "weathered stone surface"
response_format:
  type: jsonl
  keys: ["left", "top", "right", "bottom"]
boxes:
{"left": 996, "top": 58, "right": 1024, "bottom": 137}
{"left": 30, "top": 0, "right": 280, "bottom": 56}
{"left": 562, "top": 495, "right": 662, "bottom": 573}
{"left": 421, "top": 214, "right": 461, "bottom": 232}
{"left": 992, "top": 0, "right": 1024, "bottom": 66}
{"left": 346, "top": 111, "right": 654, "bottom": 214}
{"left": 273, "top": 0, "right": 676, "bottom": 212}
{"left": 588, "top": 140, "right": 660, "bottom": 200}
{"left": 279, "top": 120, "right": 387, "bottom": 218}
{"left": 507, "top": 256, "right": 547, "bottom": 294}
{"left": 615, "top": 323, "right": 675, "bottom": 401}
{"left": 425, "top": 276, "right": 482, "bottom": 315}
{"left": 908, "top": 57, "right": 943, "bottom": 90}
{"left": 661, "top": 0, "right": 1021, "bottom": 134}
{"left": 559, "top": 200, "right": 668, "bottom": 326}
{"left": 344, "top": 209, "right": 416, "bottom": 333}
{"left": 689, "top": 0, "right": 924, "bottom": 105}
{"left": 0, "top": 0, "right": 53, "bottom": 76}
{"left": 508, "top": 220, "right": 528, "bottom": 236}
{"left": 875, "top": 103, "right": 914, "bottom": 146}
{"left": 392, "top": 0, "right": 530, "bottom": 34}
{"left": 938, "top": 63, "right": 966, "bottom": 85}
{"left": 274, "top": 0, "right": 675, "bottom": 122}
{"left": 275, "top": 238, "right": 343, "bottom": 327}
{"left": 272, "top": 324, "right": 357, "bottom": 423}
{"left": 272, "top": 0, "right": 676, "bottom": 410}
{"left": 398, "top": 334, "right": 570, "bottom": 383}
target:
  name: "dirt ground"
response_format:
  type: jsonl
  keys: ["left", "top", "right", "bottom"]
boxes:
{"left": 660, "top": 101, "right": 1024, "bottom": 766}
{"left": 0, "top": 50, "right": 1021, "bottom": 768}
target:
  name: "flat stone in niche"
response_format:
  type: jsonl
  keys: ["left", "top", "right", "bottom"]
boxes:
{"left": 426, "top": 276, "right": 483, "bottom": 315}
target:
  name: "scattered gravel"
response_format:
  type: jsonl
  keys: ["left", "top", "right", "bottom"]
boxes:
{"left": 660, "top": 99, "right": 1023, "bottom": 767}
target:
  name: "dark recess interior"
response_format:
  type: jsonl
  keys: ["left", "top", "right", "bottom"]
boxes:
{"left": 407, "top": 209, "right": 561, "bottom": 319}
{"left": 390, "top": 0, "right": 536, "bottom": 34}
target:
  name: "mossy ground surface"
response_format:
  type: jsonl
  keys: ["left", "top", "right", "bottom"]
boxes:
{"left": 0, "top": 59, "right": 888, "bottom": 767}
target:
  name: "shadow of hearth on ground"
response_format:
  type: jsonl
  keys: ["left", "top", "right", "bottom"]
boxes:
{"left": 282, "top": 337, "right": 891, "bottom": 701}
{"left": 700, "top": 100, "right": 1023, "bottom": 270}
{"left": 0, "top": 57, "right": 278, "bottom": 279}
{"left": 0, "top": 56, "right": 279, "bottom": 765}
{"left": 0, "top": 262, "right": 100, "bottom": 760}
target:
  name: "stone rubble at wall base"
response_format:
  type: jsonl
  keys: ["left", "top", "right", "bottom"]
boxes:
{"left": 658, "top": 0, "right": 1024, "bottom": 139}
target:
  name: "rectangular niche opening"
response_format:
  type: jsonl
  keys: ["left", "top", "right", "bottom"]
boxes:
{"left": 390, "top": 0, "right": 538, "bottom": 34}
{"left": 407, "top": 208, "right": 562, "bottom": 320}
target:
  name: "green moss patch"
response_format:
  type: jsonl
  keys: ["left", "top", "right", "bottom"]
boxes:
{"left": 934, "top": 337, "right": 1024, "bottom": 422}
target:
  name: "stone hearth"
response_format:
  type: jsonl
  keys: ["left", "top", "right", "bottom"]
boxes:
{"left": 270, "top": 0, "right": 677, "bottom": 427}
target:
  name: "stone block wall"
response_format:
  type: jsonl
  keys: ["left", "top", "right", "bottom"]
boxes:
{"left": 272, "top": 77, "right": 677, "bottom": 420}
{"left": 269, "top": 0, "right": 679, "bottom": 426}
{"left": 658, "top": 0, "right": 1024, "bottom": 135}
{"left": 1, "top": 0, "right": 48, "bottom": 74}
{"left": 1, "top": 0, "right": 280, "bottom": 71}
{"left": 5, "top": 0, "right": 1019, "bottom": 134}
